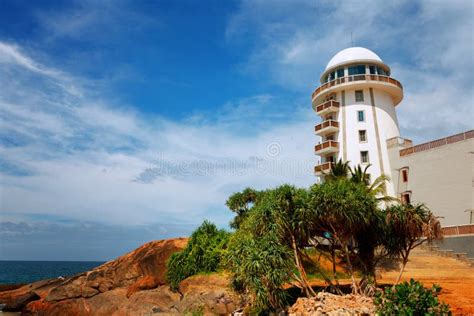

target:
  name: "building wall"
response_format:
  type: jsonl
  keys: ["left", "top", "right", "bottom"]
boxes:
{"left": 389, "top": 138, "right": 474, "bottom": 226}
{"left": 332, "top": 87, "right": 400, "bottom": 195}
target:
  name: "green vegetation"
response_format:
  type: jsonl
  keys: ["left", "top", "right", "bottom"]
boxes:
{"left": 166, "top": 160, "right": 447, "bottom": 313}
{"left": 383, "top": 203, "right": 442, "bottom": 285}
{"left": 374, "top": 279, "right": 450, "bottom": 315}
{"left": 166, "top": 220, "right": 230, "bottom": 291}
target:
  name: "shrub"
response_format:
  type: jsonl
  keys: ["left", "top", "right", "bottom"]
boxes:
{"left": 166, "top": 220, "right": 230, "bottom": 291}
{"left": 226, "top": 190, "right": 296, "bottom": 314}
{"left": 227, "top": 229, "right": 293, "bottom": 314}
{"left": 374, "top": 279, "right": 450, "bottom": 315}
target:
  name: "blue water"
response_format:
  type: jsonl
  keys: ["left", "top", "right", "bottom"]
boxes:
{"left": 0, "top": 261, "right": 104, "bottom": 284}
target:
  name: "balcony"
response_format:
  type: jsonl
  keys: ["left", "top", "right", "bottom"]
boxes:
{"left": 314, "top": 100, "right": 340, "bottom": 116}
{"left": 314, "top": 162, "right": 333, "bottom": 176}
{"left": 315, "top": 120, "right": 339, "bottom": 136}
{"left": 311, "top": 74, "right": 403, "bottom": 106}
{"left": 315, "top": 140, "right": 339, "bottom": 155}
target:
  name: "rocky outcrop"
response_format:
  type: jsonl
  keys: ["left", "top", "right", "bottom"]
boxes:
{"left": 288, "top": 292, "right": 375, "bottom": 315}
{"left": 172, "top": 274, "right": 239, "bottom": 314}
{"left": 45, "top": 237, "right": 188, "bottom": 303}
{"left": 0, "top": 237, "right": 241, "bottom": 315}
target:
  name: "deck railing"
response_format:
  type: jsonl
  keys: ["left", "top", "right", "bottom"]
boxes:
{"left": 315, "top": 100, "right": 340, "bottom": 113}
{"left": 399, "top": 130, "right": 474, "bottom": 157}
{"left": 315, "top": 140, "right": 339, "bottom": 152}
{"left": 312, "top": 75, "right": 403, "bottom": 99}
{"left": 315, "top": 120, "right": 339, "bottom": 132}
{"left": 314, "top": 162, "right": 333, "bottom": 173}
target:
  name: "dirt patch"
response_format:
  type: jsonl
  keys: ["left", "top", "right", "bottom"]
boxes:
{"left": 379, "top": 247, "right": 474, "bottom": 314}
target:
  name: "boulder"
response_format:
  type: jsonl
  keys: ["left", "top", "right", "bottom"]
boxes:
{"left": 0, "top": 238, "right": 188, "bottom": 314}
{"left": 45, "top": 238, "right": 188, "bottom": 303}
{"left": 0, "top": 237, "right": 241, "bottom": 315}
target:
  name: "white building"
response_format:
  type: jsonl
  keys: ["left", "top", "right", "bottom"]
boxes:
{"left": 312, "top": 47, "right": 473, "bottom": 226}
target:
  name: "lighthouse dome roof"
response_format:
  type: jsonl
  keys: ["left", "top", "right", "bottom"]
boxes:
{"left": 325, "top": 47, "right": 382, "bottom": 70}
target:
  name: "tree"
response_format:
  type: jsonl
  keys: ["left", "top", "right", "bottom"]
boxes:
{"left": 325, "top": 159, "right": 350, "bottom": 180}
{"left": 167, "top": 220, "right": 230, "bottom": 291}
{"left": 308, "top": 178, "right": 378, "bottom": 294}
{"left": 226, "top": 188, "right": 261, "bottom": 229}
{"left": 383, "top": 203, "right": 443, "bottom": 286}
{"left": 350, "top": 164, "right": 371, "bottom": 185}
{"left": 350, "top": 163, "right": 396, "bottom": 203}
{"left": 265, "top": 185, "right": 316, "bottom": 296}
{"left": 227, "top": 197, "right": 293, "bottom": 313}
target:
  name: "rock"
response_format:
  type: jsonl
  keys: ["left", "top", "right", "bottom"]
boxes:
{"left": 2, "top": 291, "right": 40, "bottom": 311}
{"left": 0, "top": 278, "right": 63, "bottom": 311}
{"left": 45, "top": 238, "right": 188, "bottom": 303}
{"left": 0, "top": 237, "right": 241, "bottom": 315}
{"left": 0, "top": 238, "right": 188, "bottom": 314}
{"left": 288, "top": 292, "right": 376, "bottom": 315}
{"left": 126, "top": 275, "right": 159, "bottom": 298}
{"left": 173, "top": 274, "right": 240, "bottom": 314}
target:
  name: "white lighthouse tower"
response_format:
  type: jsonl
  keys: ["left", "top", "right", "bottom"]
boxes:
{"left": 312, "top": 47, "right": 403, "bottom": 196}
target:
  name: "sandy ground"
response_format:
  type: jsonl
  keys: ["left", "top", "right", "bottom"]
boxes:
{"left": 305, "top": 247, "right": 474, "bottom": 314}
{"left": 379, "top": 247, "right": 474, "bottom": 315}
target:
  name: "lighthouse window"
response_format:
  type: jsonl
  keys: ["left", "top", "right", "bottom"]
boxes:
{"left": 377, "top": 67, "right": 387, "bottom": 76}
{"left": 401, "top": 192, "right": 411, "bottom": 204}
{"left": 355, "top": 90, "right": 364, "bottom": 102}
{"left": 402, "top": 169, "right": 409, "bottom": 182}
{"left": 336, "top": 68, "right": 345, "bottom": 78}
{"left": 360, "top": 151, "right": 369, "bottom": 164}
{"left": 369, "top": 65, "right": 376, "bottom": 74}
{"left": 359, "top": 130, "right": 367, "bottom": 142}
{"left": 357, "top": 110, "right": 365, "bottom": 122}
{"left": 348, "top": 65, "right": 366, "bottom": 75}
{"left": 329, "top": 71, "right": 336, "bottom": 81}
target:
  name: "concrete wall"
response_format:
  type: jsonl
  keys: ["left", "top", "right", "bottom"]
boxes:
{"left": 325, "top": 88, "right": 400, "bottom": 195}
{"left": 434, "top": 235, "right": 474, "bottom": 258}
{"left": 389, "top": 138, "right": 474, "bottom": 226}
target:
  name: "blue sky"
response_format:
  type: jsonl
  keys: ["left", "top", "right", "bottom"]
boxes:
{"left": 0, "top": 0, "right": 473, "bottom": 261}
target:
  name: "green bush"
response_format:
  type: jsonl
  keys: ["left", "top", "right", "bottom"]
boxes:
{"left": 374, "top": 279, "right": 450, "bottom": 315}
{"left": 166, "top": 220, "right": 230, "bottom": 291}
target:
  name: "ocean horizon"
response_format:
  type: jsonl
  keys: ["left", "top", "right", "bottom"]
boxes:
{"left": 0, "top": 260, "right": 105, "bottom": 285}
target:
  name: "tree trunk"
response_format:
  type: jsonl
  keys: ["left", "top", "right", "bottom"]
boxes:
{"left": 394, "top": 252, "right": 409, "bottom": 286}
{"left": 291, "top": 235, "right": 316, "bottom": 296}
{"left": 300, "top": 250, "right": 342, "bottom": 294}
{"left": 331, "top": 246, "right": 341, "bottom": 287}
{"left": 343, "top": 243, "right": 359, "bottom": 294}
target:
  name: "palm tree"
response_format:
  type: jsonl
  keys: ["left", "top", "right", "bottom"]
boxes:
{"left": 383, "top": 203, "right": 443, "bottom": 286}
{"left": 325, "top": 159, "right": 350, "bottom": 180}
{"left": 308, "top": 178, "right": 379, "bottom": 294}
{"left": 350, "top": 164, "right": 371, "bottom": 185}
{"left": 350, "top": 163, "right": 396, "bottom": 203}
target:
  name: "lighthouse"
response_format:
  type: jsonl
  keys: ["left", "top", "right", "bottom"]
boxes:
{"left": 312, "top": 47, "right": 403, "bottom": 196}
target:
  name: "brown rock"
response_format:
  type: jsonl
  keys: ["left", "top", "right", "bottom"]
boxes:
{"left": 0, "top": 238, "right": 188, "bottom": 314}
{"left": 0, "top": 278, "right": 63, "bottom": 311}
{"left": 44, "top": 237, "right": 188, "bottom": 303}
{"left": 0, "top": 238, "right": 241, "bottom": 315}
{"left": 174, "top": 274, "right": 240, "bottom": 315}
{"left": 126, "top": 275, "right": 159, "bottom": 298}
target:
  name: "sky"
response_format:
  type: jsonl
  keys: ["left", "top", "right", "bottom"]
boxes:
{"left": 0, "top": 0, "right": 473, "bottom": 261}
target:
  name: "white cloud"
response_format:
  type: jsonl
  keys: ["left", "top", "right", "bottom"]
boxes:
{"left": 0, "top": 42, "right": 61, "bottom": 78}
{"left": 1, "top": 0, "right": 472, "bottom": 234}
{"left": 226, "top": 0, "right": 473, "bottom": 142}
{"left": 0, "top": 41, "right": 316, "bottom": 228}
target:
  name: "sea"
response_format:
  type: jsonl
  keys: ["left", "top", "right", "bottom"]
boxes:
{"left": 0, "top": 260, "right": 104, "bottom": 285}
